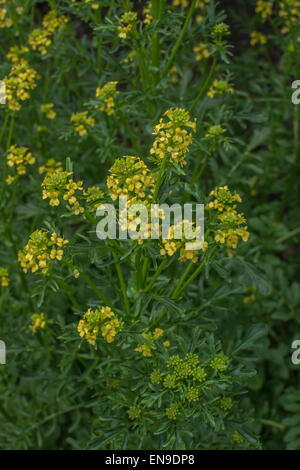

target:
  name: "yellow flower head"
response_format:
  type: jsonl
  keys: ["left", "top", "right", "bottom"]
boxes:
{"left": 41, "top": 103, "right": 56, "bottom": 119}
{"left": 207, "top": 80, "right": 234, "bottom": 99}
{"left": 29, "top": 313, "right": 46, "bottom": 333}
{"left": 0, "top": 267, "right": 9, "bottom": 287}
{"left": 193, "top": 43, "right": 211, "bottom": 61}
{"left": 77, "top": 306, "right": 120, "bottom": 345}
{"left": 42, "top": 171, "right": 84, "bottom": 215}
{"left": 70, "top": 111, "right": 95, "bottom": 136}
{"left": 250, "top": 31, "right": 267, "bottom": 46}
{"left": 118, "top": 11, "right": 137, "bottom": 39}
{"left": 39, "top": 158, "right": 63, "bottom": 176}
{"left": 95, "top": 81, "right": 119, "bottom": 115}
{"left": 7, "top": 45, "right": 29, "bottom": 63}
{"left": 6, "top": 145, "right": 35, "bottom": 181}
{"left": 3, "top": 59, "right": 39, "bottom": 111}
{"left": 209, "top": 186, "right": 249, "bottom": 249}
{"left": 255, "top": 0, "right": 272, "bottom": 19}
{"left": 18, "top": 230, "right": 69, "bottom": 275}
{"left": 150, "top": 107, "right": 196, "bottom": 167}
{"left": 107, "top": 156, "right": 155, "bottom": 203}
{"left": 0, "top": 6, "right": 12, "bottom": 28}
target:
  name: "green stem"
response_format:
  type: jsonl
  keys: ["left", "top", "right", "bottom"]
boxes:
{"left": 62, "top": 259, "right": 112, "bottom": 308}
{"left": 174, "top": 245, "right": 217, "bottom": 298}
{"left": 0, "top": 112, "right": 10, "bottom": 145}
{"left": 276, "top": 104, "right": 300, "bottom": 219}
{"left": 52, "top": 275, "right": 82, "bottom": 311}
{"left": 153, "top": 153, "right": 169, "bottom": 202}
{"left": 162, "top": 0, "right": 197, "bottom": 77}
{"left": 151, "top": 0, "right": 162, "bottom": 86}
{"left": 189, "top": 57, "right": 217, "bottom": 114}
{"left": 0, "top": 112, "right": 15, "bottom": 207}
{"left": 112, "top": 250, "right": 131, "bottom": 316}
{"left": 171, "top": 261, "right": 194, "bottom": 298}
{"left": 143, "top": 257, "right": 168, "bottom": 293}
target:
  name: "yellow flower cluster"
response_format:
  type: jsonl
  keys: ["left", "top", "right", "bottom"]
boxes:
{"left": 29, "top": 10, "right": 68, "bottom": 55}
{"left": 3, "top": 59, "right": 39, "bottom": 111}
{"left": 95, "top": 81, "right": 119, "bottom": 115}
{"left": 39, "top": 158, "right": 63, "bottom": 176}
{"left": 84, "top": 186, "right": 104, "bottom": 210}
{"left": 135, "top": 328, "right": 169, "bottom": 357}
{"left": 250, "top": 31, "right": 267, "bottom": 46}
{"left": 209, "top": 186, "right": 249, "bottom": 249}
{"left": 172, "top": 0, "right": 188, "bottom": 7}
{"left": 18, "top": 230, "right": 69, "bottom": 275}
{"left": 6, "top": 145, "right": 36, "bottom": 184}
{"left": 143, "top": 4, "right": 152, "bottom": 24}
{"left": 205, "top": 124, "right": 226, "bottom": 139}
{"left": 0, "top": 6, "right": 11, "bottom": 28}
{"left": 127, "top": 406, "right": 141, "bottom": 420}
{"left": 255, "top": 0, "right": 272, "bottom": 18}
{"left": 71, "top": 0, "right": 99, "bottom": 8}
{"left": 107, "top": 156, "right": 155, "bottom": 203}
{"left": 150, "top": 108, "right": 197, "bottom": 167}
{"left": 70, "top": 111, "right": 95, "bottom": 136}
{"left": 42, "top": 171, "right": 84, "bottom": 215}
{"left": 29, "top": 29, "right": 51, "bottom": 55}
{"left": 118, "top": 11, "right": 137, "bottom": 39}
{"left": 160, "top": 220, "right": 207, "bottom": 263}
{"left": 233, "top": 431, "right": 245, "bottom": 444}
{"left": 243, "top": 286, "right": 257, "bottom": 303}
{"left": 167, "top": 65, "right": 179, "bottom": 84}
{"left": 78, "top": 306, "right": 120, "bottom": 345}
{"left": 29, "top": 313, "right": 46, "bottom": 333}
{"left": 41, "top": 103, "right": 56, "bottom": 119}
{"left": 279, "top": 0, "right": 300, "bottom": 33}
{"left": 207, "top": 80, "right": 234, "bottom": 99}
{"left": 0, "top": 267, "right": 9, "bottom": 287}
{"left": 193, "top": 43, "right": 210, "bottom": 61}
{"left": 7, "top": 45, "right": 29, "bottom": 63}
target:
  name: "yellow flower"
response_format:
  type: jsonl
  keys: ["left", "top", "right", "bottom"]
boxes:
{"left": 0, "top": 7, "right": 12, "bottom": 28}
{"left": 39, "top": 158, "right": 63, "bottom": 176}
{"left": 143, "top": 4, "right": 152, "bottom": 24}
{"left": 70, "top": 111, "right": 95, "bottom": 136}
{"left": 41, "top": 103, "right": 56, "bottom": 119}
{"left": 107, "top": 156, "right": 155, "bottom": 203}
{"left": 6, "top": 145, "right": 36, "bottom": 178}
{"left": 78, "top": 306, "right": 120, "bottom": 345}
{"left": 83, "top": 186, "right": 104, "bottom": 211}
{"left": 160, "top": 220, "right": 206, "bottom": 263}
{"left": 255, "top": 0, "right": 272, "bottom": 19}
{"left": 95, "top": 81, "right": 119, "bottom": 115}
{"left": 209, "top": 186, "right": 249, "bottom": 249}
{"left": 29, "top": 313, "right": 46, "bottom": 333}
{"left": 193, "top": 43, "right": 210, "bottom": 61}
{"left": 29, "top": 10, "right": 68, "bottom": 55}
{"left": 135, "top": 329, "right": 168, "bottom": 357}
{"left": 7, "top": 45, "right": 29, "bottom": 63}
{"left": 3, "top": 59, "right": 39, "bottom": 111}
{"left": 250, "top": 31, "right": 267, "bottom": 46}
{"left": 118, "top": 11, "right": 137, "bottom": 39}
{"left": 207, "top": 80, "right": 234, "bottom": 99}
{"left": 150, "top": 108, "right": 196, "bottom": 167}
{"left": 0, "top": 267, "right": 9, "bottom": 287}
{"left": 42, "top": 171, "right": 84, "bottom": 215}
{"left": 18, "top": 230, "right": 69, "bottom": 275}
